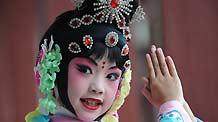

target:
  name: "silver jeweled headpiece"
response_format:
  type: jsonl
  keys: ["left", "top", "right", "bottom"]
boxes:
{"left": 68, "top": 0, "right": 145, "bottom": 71}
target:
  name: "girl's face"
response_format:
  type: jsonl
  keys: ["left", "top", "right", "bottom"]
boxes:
{"left": 67, "top": 56, "right": 122, "bottom": 121}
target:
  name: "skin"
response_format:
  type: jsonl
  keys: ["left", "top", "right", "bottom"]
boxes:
{"left": 142, "top": 45, "right": 196, "bottom": 122}
{"left": 67, "top": 55, "right": 122, "bottom": 121}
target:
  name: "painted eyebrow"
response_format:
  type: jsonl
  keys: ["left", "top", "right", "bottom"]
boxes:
{"left": 109, "top": 66, "right": 119, "bottom": 70}
{"left": 86, "top": 57, "right": 98, "bottom": 66}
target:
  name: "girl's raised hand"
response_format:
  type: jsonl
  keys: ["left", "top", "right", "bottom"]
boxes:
{"left": 142, "top": 45, "right": 184, "bottom": 108}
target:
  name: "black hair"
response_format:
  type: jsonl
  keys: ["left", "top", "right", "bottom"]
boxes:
{"left": 37, "top": 0, "right": 139, "bottom": 121}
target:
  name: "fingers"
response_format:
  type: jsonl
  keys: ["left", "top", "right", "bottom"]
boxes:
{"left": 147, "top": 45, "right": 170, "bottom": 77}
{"left": 150, "top": 45, "right": 162, "bottom": 76}
{"left": 156, "top": 48, "right": 170, "bottom": 76}
{"left": 145, "top": 54, "right": 155, "bottom": 79}
{"left": 166, "top": 56, "right": 178, "bottom": 77}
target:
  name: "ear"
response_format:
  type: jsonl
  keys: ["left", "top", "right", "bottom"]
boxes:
{"left": 116, "top": 77, "right": 123, "bottom": 97}
{"left": 116, "top": 90, "right": 121, "bottom": 97}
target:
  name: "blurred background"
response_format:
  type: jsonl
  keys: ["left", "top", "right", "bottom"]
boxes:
{"left": 0, "top": 0, "right": 217, "bottom": 122}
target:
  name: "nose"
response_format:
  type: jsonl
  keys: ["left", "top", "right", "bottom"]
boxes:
{"left": 88, "top": 77, "right": 104, "bottom": 95}
{"left": 90, "top": 89, "right": 103, "bottom": 94}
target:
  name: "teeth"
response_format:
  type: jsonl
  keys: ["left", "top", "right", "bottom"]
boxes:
{"left": 85, "top": 100, "right": 97, "bottom": 106}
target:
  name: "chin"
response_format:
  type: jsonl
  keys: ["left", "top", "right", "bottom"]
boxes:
{"left": 77, "top": 113, "right": 98, "bottom": 122}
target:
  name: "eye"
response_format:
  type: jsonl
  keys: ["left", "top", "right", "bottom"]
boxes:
{"left": 76, "top": 64, "right": 92, "bottom": 74}
{"left": 106, "top": 73, "right": 119, "bottom": 81}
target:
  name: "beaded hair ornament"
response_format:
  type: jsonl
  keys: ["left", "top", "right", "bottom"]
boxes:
{"left": 26, "top": 0, "right": 145, "bottom": 122}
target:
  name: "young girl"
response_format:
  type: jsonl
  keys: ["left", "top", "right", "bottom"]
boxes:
{"left": 25, "top": 0, "right": 202, "bottom": 122}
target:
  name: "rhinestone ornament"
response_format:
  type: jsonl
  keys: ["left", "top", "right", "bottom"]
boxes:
{"left": 69, "top": 15, "right": 99, "bottom": 29}
{"left": 105, "top": 31, "right": 119, "bottom": 47}
{"left": 69, "top": 18, "right": 81, "bottom": 29}
{"left": 126, "top": 37, "right": 131, "bottom": 43}
{"left": 93, "top": 0, "right": 133, "bottom": 24}
{"left": 123, "top": 27, "right": 131, "bottom": 41}
{"left": 94, "top": 13, "right": 105, "bottom": 23}
{"left": 124, "top": 60, "right": 131, "bottom": 70}
{"left": 81, "top": 15, "right": 94, "bottom": 25}
{"left": 121, "top": 44, "right": 129, "bottom": 56}
{"left": 83, "top": 35, "right": 93, "bottom": 49}
{"left": 68, "top": 42, "right": 81, "bottom": 53}
{"left": 130, "top": 6, "right": 146, "bottom": 24}
{"left": 117, "top": 20, "right": 126, "bottom": 29}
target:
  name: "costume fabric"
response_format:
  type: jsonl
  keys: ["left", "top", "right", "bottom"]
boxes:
{"left": 158, "top": 101, "right": 203, "bottom": 122}
{"left": 26, "top": 100, "right": 203, "bottom": 122}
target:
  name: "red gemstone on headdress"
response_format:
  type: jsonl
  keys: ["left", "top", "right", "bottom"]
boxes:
{"left": 83, "top": 35, "right": 93, "bottom": 49}
{"left": 82, "top": 16, "right": 92, "bottom": 23}
{"left": 121, "top": 44, "right": 129, "bottom": 56}
{"left": 105, "top": 31, "right": 118, "bottom": 47}
{"left": 110, "top": 37, "right": 115, "bottom": 44}
{"left": 85, "top": 37, "right": 91, "bottom": 45}
{"left": 111, "top": 0, "right": 119, "bottom": 8}
{"left": 123, "top": 47, "right": 129, "bottom": 54}
{"left": 118, "top": 21, "right": 124, "bottom": 28}
{"left": 125, "top": 30, "right": 129, "bottom": 36}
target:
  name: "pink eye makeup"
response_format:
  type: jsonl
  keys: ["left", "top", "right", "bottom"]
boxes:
{"left": 71, "top": 57, "right": 122, "bottom": 81}
{"left": 106, "top": 67, "right": 122, "bottom": 82}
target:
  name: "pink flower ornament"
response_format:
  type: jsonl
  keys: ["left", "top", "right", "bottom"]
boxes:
{"left": 35, "top": 69, "right": 41, "bottom": 86}
{"left": 37, "top": 47, "right": 46, "bottom": 65}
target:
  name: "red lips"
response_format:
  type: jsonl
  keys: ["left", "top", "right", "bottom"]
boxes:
{"left": 80, "top": 98, "right": 103, "bottom": 111}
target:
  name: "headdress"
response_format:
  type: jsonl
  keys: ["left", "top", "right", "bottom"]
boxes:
{"left": 26, "top": 0, "right": 145, "bottom": 122}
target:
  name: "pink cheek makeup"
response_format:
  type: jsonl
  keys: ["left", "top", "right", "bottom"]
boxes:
{"left": 68, "top": 59, "right": 92, "bottom": 87}
{"left": 110, "top": 69, "right": 122, "bottom": 80}
{"left": 107, "top": 69, "right": 122, "bottom": 90}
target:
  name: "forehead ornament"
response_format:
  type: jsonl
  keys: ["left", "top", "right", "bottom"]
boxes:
{"left": 68, "top": 42, "right": 81, "bottom": 53}
{"left": 105, "top": 31, "right": 119, "bottom": 47}
{"left": 83, "top": 35, "right": 94, "bottom": 49}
